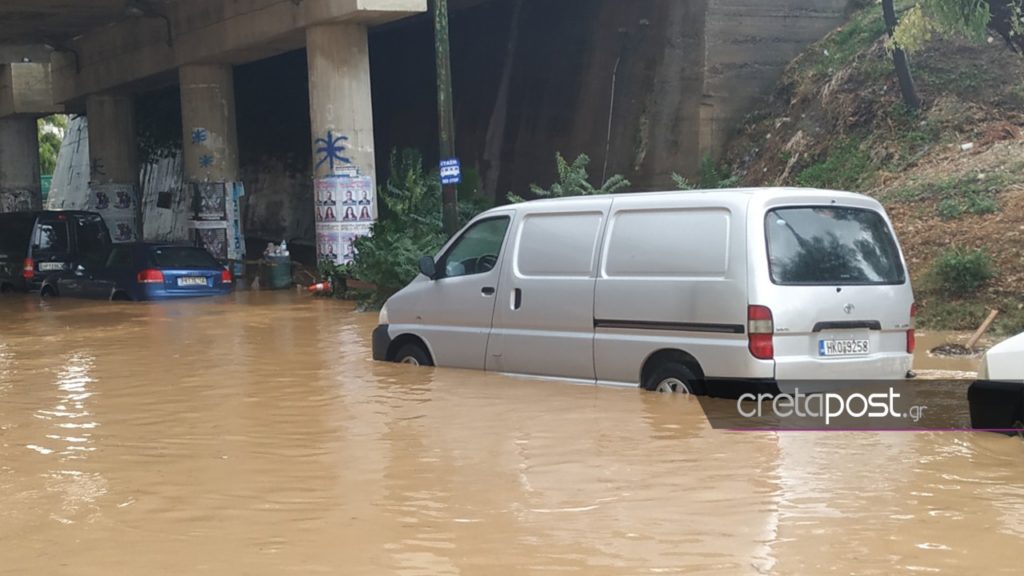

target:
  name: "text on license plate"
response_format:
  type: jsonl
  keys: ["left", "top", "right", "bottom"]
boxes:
{"left": 177, "top": 277, "right": 209, "bottom": 287}
{"left": 819, "top": 339, "right": 870, "bottom": 357}
{"left": 38, "top": 262, "right": 64, "bottom": 271}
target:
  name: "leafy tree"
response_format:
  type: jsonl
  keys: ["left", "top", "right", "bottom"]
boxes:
{"left": 37, "top": 115, "right": 67, "bottom": 175}
{"left": 507, "top": 153, "right": 629, "bottom": 203}
{"left": 893, "top": 0, "right": 1024, "bottom": 54}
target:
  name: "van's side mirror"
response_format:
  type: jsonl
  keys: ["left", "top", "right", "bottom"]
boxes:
{"left": 418, "top": 256, "right": 437, "bottom": 280}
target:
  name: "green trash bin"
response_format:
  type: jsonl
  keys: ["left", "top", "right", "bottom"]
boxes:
{"left": 264, "top": 255, "right": 292, "bottom": 290}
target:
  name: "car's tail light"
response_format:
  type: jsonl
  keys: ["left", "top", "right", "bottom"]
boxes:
{"left": 221, "top": 268, "right": 233, "bottom": 284}
{"left": 748, "top": 305, "right": 775, "bottom": 360}
{"left": 22, "top": 258, "right": 34, "bottom": 280}
{"left": 907, "top": 302, "right": 917, "bottom": 354}
{"left": 137, "top": 269, "right": 164, "bottom": 284}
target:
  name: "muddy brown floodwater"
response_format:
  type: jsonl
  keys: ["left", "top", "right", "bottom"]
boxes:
{"left": 2, "top": 292, "right": 1024, "bottom": 575}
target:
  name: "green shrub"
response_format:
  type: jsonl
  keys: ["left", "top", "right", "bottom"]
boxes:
{"left": 796, "top": 139, "right": 873, "bottom": 190}
{"left": 698, "top": 155, "right": 741, "bottom": 189}
{"left": 347, "top": 149, "right": 490, "bottom": 307}
{"left": 929, "top": 248, "right": 994, "bottom": 297}
{"left": 508, "top": 152, "right": 630, "bottom": 203}
{"left": 936, "top": 193, "right": 998, "bottom": 220}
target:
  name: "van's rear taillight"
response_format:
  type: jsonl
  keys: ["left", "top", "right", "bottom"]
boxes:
{"left": 907, "top": 302, "right": 917, "bottom": 354}
{"left": 22, "top": 258, "right": 34, "bottom": 280}
{"left": 137, "top": 269, "right": 164, "bottom": 284}
{"left": 220, "top": 268, "right": 233, "bottom": 284}
{"left": 748, "top": 305, "right": 774, "bottom": 360}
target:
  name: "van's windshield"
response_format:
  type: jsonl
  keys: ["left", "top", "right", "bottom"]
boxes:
{"left": 765, "top": 207, "right": 905, "bottom": 285}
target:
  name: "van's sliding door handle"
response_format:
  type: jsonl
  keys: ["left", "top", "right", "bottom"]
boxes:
{"left": 481, "top": 286, "right": 496, "bottom": 296}
{"left": 512, "top": 288, "right": 522, "bottom": 310}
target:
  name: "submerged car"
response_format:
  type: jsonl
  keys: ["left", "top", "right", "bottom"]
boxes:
{"left": 969, "top": 332, "right": 1024, "bottom": 432}
{"left": 978, "top": 332, "right": 1024, "bottom": 382}
{"left": 0, "top": 210, "right": 112, "bottom": 293}
{"left": 41, "top": 243, "right": 233, "bottom": 301}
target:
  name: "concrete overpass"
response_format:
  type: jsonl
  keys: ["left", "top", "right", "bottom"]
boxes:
{"left": 0, "top": 0, "right": 424, "bottom": 259}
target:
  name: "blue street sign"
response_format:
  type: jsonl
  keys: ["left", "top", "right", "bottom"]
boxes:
{"left": 440, "top": 158, "right": 462, "bottom": 185}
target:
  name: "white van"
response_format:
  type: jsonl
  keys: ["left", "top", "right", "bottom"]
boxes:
{"left": 372, "top": 188, "right": 916, "bottom": 394}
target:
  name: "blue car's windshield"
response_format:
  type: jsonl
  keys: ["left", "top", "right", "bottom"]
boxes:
{"left": 148, "top": 247, "right": 220, "bottom": 269}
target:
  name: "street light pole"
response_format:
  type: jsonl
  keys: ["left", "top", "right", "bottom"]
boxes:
{"left": 433, "top": 0, "right": 459, "bottom": 236}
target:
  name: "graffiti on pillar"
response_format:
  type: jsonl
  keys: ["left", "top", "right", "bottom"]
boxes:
{"left": 199, "top": 154, "right": 215, "bottom": 168}
{"left": 314, "top": 131, "right": 352, "bottom": 174}
{"left": 90, "top": 158, "right": 106, "bottom": 178}
{"left": 191, "top": 128, "right": 209, "bottom": 145}
{"left": 88, "top": 183, "right": 139, "bottom": 243}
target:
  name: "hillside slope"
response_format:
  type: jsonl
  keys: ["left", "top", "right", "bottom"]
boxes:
{"left": 723, "top": 5, "right": 1024, "bottom": 335}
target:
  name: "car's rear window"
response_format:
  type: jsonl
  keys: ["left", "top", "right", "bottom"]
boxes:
{"left": 148, "top": 247, "right": 220, "bottom": 269}
{"left": 32, "top": 220, "right": 70, "bottom": 254}
{"left": 766, "top": 207, "right": 905, "bottom": 285}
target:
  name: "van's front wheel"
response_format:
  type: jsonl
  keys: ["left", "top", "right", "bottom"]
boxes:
{"left": 393, "top": 343, "right": 433, "bottom": 367}
{"left": 643, "top": 362, "right": 704, "bottom": 395}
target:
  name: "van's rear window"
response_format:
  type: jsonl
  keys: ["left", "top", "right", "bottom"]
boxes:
{"left": 765, "top": 207, "right": 905, "bottom": 285}
{"left": 32, "top": 221, "right": 70, "bottom": 254}
{"left": 148, "top": 247, "right": 220, "bottom": 269}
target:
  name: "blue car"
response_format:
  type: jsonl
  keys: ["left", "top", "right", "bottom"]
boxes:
{"left": 41, "top": 243, "right": 234, "bottom": 301}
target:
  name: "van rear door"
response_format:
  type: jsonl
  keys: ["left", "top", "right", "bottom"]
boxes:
{"left": 759, "top": 204, "right": 914, "bottom": 380}
{"left": 0, "top": 213, "right": 35, "bottom": 288}
{"left": 29, "top": 215, "right": 73, "bottom": 279}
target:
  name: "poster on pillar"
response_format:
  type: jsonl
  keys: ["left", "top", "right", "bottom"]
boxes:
{"left": 190, "top": 221, "right": 229, "bottom": 260}
{"left": 187, "top": 182, "right": 244, "bottom": 261}
{"left": 87, "top": 184, "right": 139, "bottom": 243}
{"left": 0, "top": 189, "right": 38, "bottom": 213}
{"left": 315, "top": 176, "right": 375, "bottom": 223}
{"left": 191, "top": 182, "right": 227, "bottom": 221}
{"left": 316, "top": 222, "right": 372, "bottom": 267}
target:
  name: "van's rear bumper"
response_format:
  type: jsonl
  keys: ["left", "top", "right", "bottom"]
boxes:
{"left": 372, "top": 324, "right": 391, "bottom": 361}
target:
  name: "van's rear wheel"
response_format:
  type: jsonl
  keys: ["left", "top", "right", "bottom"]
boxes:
{"left": 643, "top": 362, "right": 703, "bottom": 395}
{"left": 393, "top": 343, "right": 433, "bottom": 367}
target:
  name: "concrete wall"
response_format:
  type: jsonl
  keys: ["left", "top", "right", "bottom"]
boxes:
{"left": 371, "top": 0, "right": 852, "bottom": 195}
{"left": 701, "top": 0, "right": 852, "bottom": 156}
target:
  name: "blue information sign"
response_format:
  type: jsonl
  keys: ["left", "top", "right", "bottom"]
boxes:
{"left": 440, "top": 158, "right": 462, "bottom": 185}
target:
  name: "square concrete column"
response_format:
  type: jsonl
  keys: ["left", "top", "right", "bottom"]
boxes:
{"left": 306, "top": 23, "right": 377, "bottom": 265}
{"left": 86, "top": 93, "right": 142, "bottom": 241}
{"left": 0, "top": 117, "right": 41, "bottom": 212}
{"left": 179, "top": 64, "right": 240, "bottom": 183}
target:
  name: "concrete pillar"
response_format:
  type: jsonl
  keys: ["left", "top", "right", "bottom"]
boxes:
{"left": 179, "top": 64, "right": 239, "bottom": 182}
{"left": 0, "top": 117, "right": 41, "bottom": 212}
{"left": 306, "top": 23, "right": 377, "bottom": 265}
{"left": 86, "top": 92, "right": 141, "bottom": 241}
{"left": 86, "top": 93, "right": 138, "bottom": 186}
{"left": 178, "top": 64, "right": 243, "bottom": 261}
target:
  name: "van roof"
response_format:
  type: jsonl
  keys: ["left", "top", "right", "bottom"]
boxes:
{"left": 501, "top": 187, "right": 869, "bottom": 208}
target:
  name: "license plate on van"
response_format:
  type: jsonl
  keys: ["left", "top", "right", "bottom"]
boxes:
{"left": 38, "top": 262, "right": 64, "bottom": 271}
{"left": 177, "top": 277, "right": 209, "bottom": 287}
{"left": 819, "top": 339, "right": 870, "bottom": 357}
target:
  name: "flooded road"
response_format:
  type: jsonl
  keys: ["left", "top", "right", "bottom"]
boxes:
{"left": 2, "top": 292, "right": 1023, "bottom": 575}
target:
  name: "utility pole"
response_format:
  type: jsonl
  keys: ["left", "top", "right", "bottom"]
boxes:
{"left": 433, "top": 0, "right": 459, "bottom": 236}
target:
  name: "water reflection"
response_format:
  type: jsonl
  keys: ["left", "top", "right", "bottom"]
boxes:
{"left": 0, "top": 292, "right": 1021, "bottom": 575}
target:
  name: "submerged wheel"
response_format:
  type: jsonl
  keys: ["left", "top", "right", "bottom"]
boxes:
{"left": 40, "top": 285, "right": 57, "bottom": 299}
{"left": 393, "top": 343, "right": 433, "bottom": 367}
{"left": 643, "top": 362, "right": 704, "bottom": 395}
